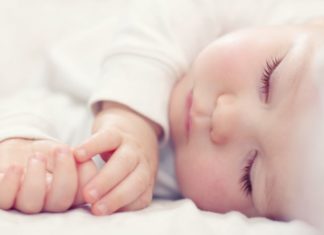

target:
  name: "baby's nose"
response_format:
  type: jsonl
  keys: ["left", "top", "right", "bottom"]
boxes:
{"left": 210, "top": 94, "right": 240, "bottom": 145}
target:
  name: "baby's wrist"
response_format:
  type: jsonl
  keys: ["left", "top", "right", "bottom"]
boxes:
{"left": 95, "top": 101, "right": 162, "bottom": 140}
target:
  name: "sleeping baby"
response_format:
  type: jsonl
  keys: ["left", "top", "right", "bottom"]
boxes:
{"left": 170, "top": 21, "right": 324, "bottom": 231}
{"left": 0, "top": 12, "right": 323, "bottom": 234}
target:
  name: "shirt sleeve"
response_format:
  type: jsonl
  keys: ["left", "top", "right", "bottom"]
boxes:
{"left": 0, "top": 87, "right": 87, "bottom": 144}
{"left": 87, "top": 0, "right": 225, "bottom": 144}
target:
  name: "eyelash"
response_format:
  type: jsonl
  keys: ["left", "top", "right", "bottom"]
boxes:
{"left": 260, "top": 58, "right": 281, "bottom": 102}
{"left": 240, "top": 150, "right": 258, "bottom": 195}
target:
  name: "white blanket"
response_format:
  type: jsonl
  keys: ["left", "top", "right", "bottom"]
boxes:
{"left": 0, "top": 200, "right": 318, "bottom": 235}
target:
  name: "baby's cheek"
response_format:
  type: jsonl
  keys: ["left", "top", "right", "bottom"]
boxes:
{"left": 251, "top": 162, "right": 289, "bottom": 220}
{"left": 251, "top": 160, "right": 272, "bottom": 217}
{"left": 175, "top": 148, "right": 214, "bottom": 208}
{"left": 174, "top": 148, "right": 195, "bottom": 194}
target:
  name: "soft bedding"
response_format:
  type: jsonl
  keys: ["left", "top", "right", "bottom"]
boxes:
{"left": 0, "top": 199, "right": 318, "bottom": 235}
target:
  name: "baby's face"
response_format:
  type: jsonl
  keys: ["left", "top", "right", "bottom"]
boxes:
{"left": 169, "top": 24, "right": 324, "bottom": 222}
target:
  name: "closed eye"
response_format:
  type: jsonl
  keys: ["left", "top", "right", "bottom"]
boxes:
{"left": 240, "top": 150, "right": 258, "bottom": 196}
{"left": 260, "top": 57, "right": 282, "bottom": 103}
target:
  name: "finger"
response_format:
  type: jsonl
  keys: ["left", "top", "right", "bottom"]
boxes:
{"left": 15, "top": 154, "right": 47, "bottom": 214}
{"left": 46, "top": 172, "right": 53, "bottom": 194}
{"left": 73, "top": 160, "right": 98, "bottom": 206}
{"left": 118, "top": 187, "right": 153, "bottom": 212}
{"left": 74, "top": 129, "right": 122, "bottom": 162}
{"left": 0, "top": 165, "right": 23, "bottom": 210}
{"left": 83, "top": 146, "right": 139, "bottom": 204}
{"left": 91, "top": 163, "right": 151, "bottom": 215}
{"left": 44, "top": 147, "right": 77, "bottom": 212}
{"left": 31, "top": 140, "right": 60, "bottom": 172}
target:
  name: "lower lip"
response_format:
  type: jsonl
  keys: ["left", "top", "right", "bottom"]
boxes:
{"left": 185, "top": 89, "right": 193, "bottom": 137}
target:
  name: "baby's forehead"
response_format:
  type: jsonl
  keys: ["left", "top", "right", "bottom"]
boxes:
{"left": 190, "top": 30, "right": 283, "bottom": 67}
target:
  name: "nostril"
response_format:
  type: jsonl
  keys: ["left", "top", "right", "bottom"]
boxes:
{"left": 217, "top": 93, "right": 235, "bottom": 105}
{"left": 210, "top": 128, "right": 228, "bottom": 145}
{"left": 210, "top": 94, "right": 237, "bottom": 145}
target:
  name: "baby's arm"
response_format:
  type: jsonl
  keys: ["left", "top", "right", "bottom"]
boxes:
{"left": 74, "top": 102, "right": 160, "bottom": 215}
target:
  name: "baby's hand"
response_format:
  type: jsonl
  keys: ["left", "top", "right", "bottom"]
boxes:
{"left": 74, "top": 103, "right": 160, "bottom": 215}
{"left": 0, "top": 138, "right": 97, "bottom": 214}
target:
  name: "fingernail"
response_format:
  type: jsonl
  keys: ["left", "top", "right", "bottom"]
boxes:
{"left": 34, "top": 152, "right": 45, "bottom": 162}
{"left": 46, "top": 173, "right": 53, "bottom": 184}
{"left": 56, "top": 147, "right": 70, "bottom": 158}
{"left": 88, "top": 189, "right": 99, "bottom": 202}
{"left": 96, "top": 203, "right": 107, "bottom": 215}
{"left": 30, "top": 156, "right": 42, "bottom": 165}
{"left": 76, "top": 148, "right": 87, "bottom": 159}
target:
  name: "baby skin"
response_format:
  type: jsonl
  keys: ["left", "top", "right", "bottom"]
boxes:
{"left": 0, "top": 139, "right": 97, "bottom": 213}
{"left": 0, "top": 102, "right": 161, "bottom": 215}
{"left": 74, "top": 102, "right": 161, "bottom": 215}
{"left": 170, "top": 20, "right": 324, "bottom": 230}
